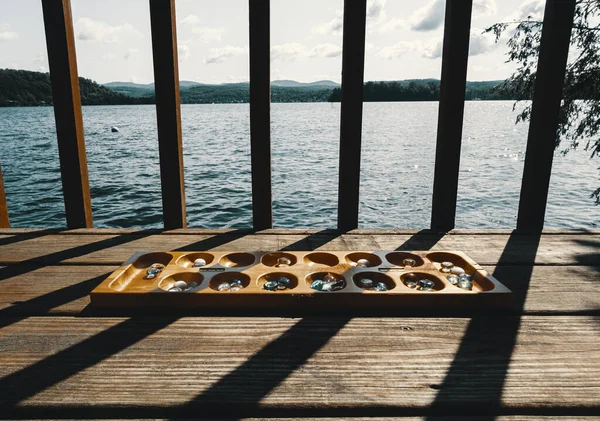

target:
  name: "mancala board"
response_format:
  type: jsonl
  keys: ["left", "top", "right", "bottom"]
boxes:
{"left": 90, "top": 250, "right": 512, "bottom": 311}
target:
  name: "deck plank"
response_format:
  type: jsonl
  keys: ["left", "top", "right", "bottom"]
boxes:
{"left": 0, "top": 265, "right": 598, "bottom": 315}
{"left": 0, "top": 232, "right": 597, "bottom": 266}
{"left": 0, "top": 316, "right": 599, "bottom": 417}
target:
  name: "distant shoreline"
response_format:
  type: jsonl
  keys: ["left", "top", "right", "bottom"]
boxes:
{"left": 0, "top": 98, "right": 523, "bottom": 109}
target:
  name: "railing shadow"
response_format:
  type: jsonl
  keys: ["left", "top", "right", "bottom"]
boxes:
{"left": 395, "top": 229, "right": 446, "bottom": 251}
{"left": 0, "top": 231, "right": 155, "bottom": 281}
{"left": 0, "top": 228, "right": 59, "bottom": 247}
{"left": 425, "top": 231, "right": 541, "bottom": 418}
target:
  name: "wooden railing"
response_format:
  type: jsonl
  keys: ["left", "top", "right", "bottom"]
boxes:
{"left": 0, "top": 0, "right": 576, "bottom": 232}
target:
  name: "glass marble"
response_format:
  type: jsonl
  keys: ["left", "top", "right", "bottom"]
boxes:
{"left": 192, "top": 258, "right": 207, "bottom": 268}
{"left": 459, "top": 274, "right": 472, "bottom": 282}
{"left": 375, "top": 282, "right": 388, "bottom": 291}
{"left": 230, "top": 285, "right": 242, "bottom": 292}
{"left": 417, "top": 279, "right": 435, "bottom": 290}
{"left": 173, "top": 280, "right": 188, "bottom": 290}
{"left": 276, "top": 257, "right": 292, "bottom": 267}
{"left": 356, "top": 258, "right": 370, "bottom": 267}
{"left": 310, "top": 279, "right": 325, "bottom": 291}
{"left": 230, "top": 280, "right": 243, "bottom": 287}
{"left": 458, "top": 279, "right": 473, "bottom": 290}
{"left": 441, "top": 261, "right": 454, "bottom": 273}
{"left": 168, "top": 287, "right": 182, "bottom": 292}
{"left": 323, "top": 273, "right": 337, "bottom": 283}
{"left": 403, "top": 258, "right": 416, "bottom": 267}
{"left": 447, "top": 274, "right": 459, "bottom": 285}
{"left": 405, "top": 280, "right": 417, "bottom": 289}
{"left": 151, "top": 263, "right": 165, "bottom": 270}
{"left": 146, "top": 268, "right": 161, "bottom": 278}
{"left": 359, "top": 278, "right": 374, "bottom": 288}
{"left": 218, "top": 282, "right": 231, "bottom": 292}
{"left": 451, "top": 266, "right": 465, "bottom": 276}
{"left": 329, "top": 279, "right": 345, "bottom": 291}
{"left": 321, "top": 283, "right": 333, "bottom": 291}
{"left": 263, "top": 281, "right": 279, "bottom": 291}
{"left": 277, "top": 277, "right": 291, "bottom": 287}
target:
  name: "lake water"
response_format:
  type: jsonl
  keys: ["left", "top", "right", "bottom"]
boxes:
{"left": 0, "top": 102, "right": 598, "bottom": 229}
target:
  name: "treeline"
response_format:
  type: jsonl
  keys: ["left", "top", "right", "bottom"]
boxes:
{"left": 179, "top": 84, "right": 332, "bottom": 104}
{"left": 328, "top": 80, "right": 514, "bottom": 102}
{"left": 0, "top": 69, "right": 151, "bottom": 107}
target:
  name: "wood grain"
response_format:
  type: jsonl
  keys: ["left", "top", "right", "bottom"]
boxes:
{"left": 1, "top": 264, "right": 599, "bottom": 315}
{"left": 149, "top": 0, "right": 187, "bottom": 229}
{"left": 430, "top": 0, "right": 473, "bottom": 231}
{"left": 41, "top": 0, "right": 93, "bottom": 228}
{"left": 0, "top": 316, "right": 599, "bottom": 416}
{"left": 0, "top": 233, "right": 597, "bottom": 266}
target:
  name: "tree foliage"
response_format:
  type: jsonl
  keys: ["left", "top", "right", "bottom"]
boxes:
{"left": 0, "top": 69, "right": 148, "bottom": 106}
{"left": 485, "top": 0, "right": 600, "bottom": 203}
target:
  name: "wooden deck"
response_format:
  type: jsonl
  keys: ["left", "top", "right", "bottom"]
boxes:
{"left": 0, "top": 228, "right": 599, "bottom": 419}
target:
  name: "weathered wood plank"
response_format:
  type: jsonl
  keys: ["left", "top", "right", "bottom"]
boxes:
{"left": 0, "top": 265, "right": 598, "bottom": 315}
{"left": 0, "top": 233, "right": 597, "bottom": 266}
{"left": 249, "top": 0, "right": 273, "bottom": 230}
{"left": 337, "top": 0, "right": 368, "bottom": 231}
{"left": 149, "top": 0, "right": 187, "bottom": 229}
{"left": 430, "top": 0, "right": 474, "bottom": 231}
{"left": 2, "top": 228, "right": 600, "bottom": 235}
{"left": 0, "top": 165, "right": 9, "bottom": 228}
{"left": 0, "top": 316, "right": 599, "bottom": 416}
{"left": 41, "top": 0, "right": 93, "bottom": 228}
{"left": 517, "top": 0, "right": 576, "bottom": 232}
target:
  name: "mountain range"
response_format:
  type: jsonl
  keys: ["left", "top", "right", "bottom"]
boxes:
{"left": 0, "top": 68, "right": 515, "bottom": 107}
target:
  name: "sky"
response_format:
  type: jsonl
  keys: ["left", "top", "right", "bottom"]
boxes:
{"left": 0, "top": 0, "right": 547, "bottom": 85}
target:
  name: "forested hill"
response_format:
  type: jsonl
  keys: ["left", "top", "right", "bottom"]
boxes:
{"left": 1, "top": 69, "right": 516, "bottom": 106}
{"left": 327, "top": 80, "right": 513, "bottom": 102}
{"left": 0, "top": 69, "right": 147, "bottom": 107}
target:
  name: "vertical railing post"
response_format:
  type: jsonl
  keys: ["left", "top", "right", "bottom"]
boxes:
{"left": 0, "top": 164, "right": 9, "bottom": 228}
{"left": 41, "top": 0, "right": 93, "bottom": 228}
{"left": 149, "top": 0, "right": 187, "bottom": 229}
{"left": 248, "top": 0, "right": 272, "bottom": 230}
{"left": 337, "top": 0, "right": 367, "bottom": 231}
{"left": 517, "top": 0, "right": 576, "bottom": 233}
{"left": 430, "top": 0, "right": 473, "bottom": 232}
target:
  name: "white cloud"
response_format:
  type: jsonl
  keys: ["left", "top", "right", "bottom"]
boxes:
{"left": 0, "top": 31, "right": 18, "bottom": 41}
{"left": 469, "top": 29, "right": 496, "bottom": 56}
{"left": 204, "top": 46, "right": 246, "bottom": 64}
{"left": 409, "top": 0, "right": 498, "bottom": 32}
{"left": 418, "top": 28, "right": 496, "bottom": 59}
{"left": 410, "top": 0, "right": 445, "bottom": 31}
{"left": 421, "top": 39, "right": 443, "bottom": 59}
{"left": 311, "top": 13, "right": 343, "bottom": 35}
{"left": 191, "top": 27, "right": 225, "bottom": 43}
{"left": 76, "top": 17, "right": 141, "bottom": 42}
{"left": 271, "top": 43, "right": 306, "bottom": 61}
{"left": 473, "top": 0, "right": 498, "bottom": 17}
{"left": 513, "top": 0, "right": 545, "bottom": 21}
{"left": 309, "top": 43, "right": 342, "bottom": 58}
{"left": 178, "top": 44, "right": 191, "bottom": 61}
{"left": 0, "top": 23, "right": 18, "bottom": 41}
{"left": 380, "top": 18, "right": 405, "bottom": 32}
{"left": 124, "top": 48, "right": 140, "bottom": 60}
{"left": 33, "top": 53, "right": 48, "bottom": 71}
{"left": 312, "top": 0, "right": 388, "bottom": 35}
{"left": 367, "top": 0, "right": 387, "bottom": 22}
{"left": 181, "top": 14, "right": 201, "bottom": 25}
{"left": 377, "top": 41, "right": 416, "bottom": 60}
